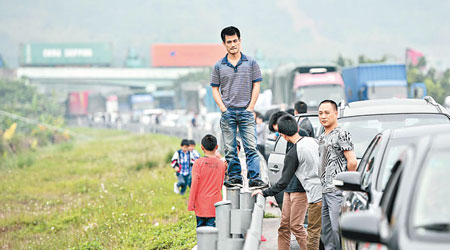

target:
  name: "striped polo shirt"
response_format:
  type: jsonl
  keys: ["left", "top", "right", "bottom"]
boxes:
{"left": 210, "top": 53, "right": 262, "bottom": 108}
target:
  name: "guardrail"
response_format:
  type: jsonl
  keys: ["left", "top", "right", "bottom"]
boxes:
{"left": 85, "top": 121, "right": 214, "bottom": 145}
{"left": 196, "top": 187, "right": 266, "bottom": 250}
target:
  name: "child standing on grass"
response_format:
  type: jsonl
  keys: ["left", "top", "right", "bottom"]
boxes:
{"left": 188, "top": 134, "right": 227, "bottom": 227}
{"left": 188, "top": 139, "right": 201, "bottom": 161}
{"left": 171, "top": 139, "right": 194, "bottom": 195}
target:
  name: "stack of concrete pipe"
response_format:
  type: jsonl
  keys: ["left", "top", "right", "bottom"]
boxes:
{"left": 196, "top": 187, "right": 266, "bottom": 250}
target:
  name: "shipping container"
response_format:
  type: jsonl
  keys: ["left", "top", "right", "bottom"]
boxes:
{"left": 342, "top": 64, "right": 408, "bottom": 102}
{"left": 20, "top": 43, "right": 112, "bottom": 67}
{"left": 151, "top": 44, "right": 226, "bottom": 67}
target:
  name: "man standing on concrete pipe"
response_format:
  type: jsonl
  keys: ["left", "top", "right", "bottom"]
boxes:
{"left": 211, "top": 26, "right": 267, "bottom": 189}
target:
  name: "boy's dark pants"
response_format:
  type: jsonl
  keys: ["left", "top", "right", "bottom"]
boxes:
{"left": 196, "top": 216, "right": 216, "bottom": 227}
{"left": 176, "top": 173, "right": 191, "bottom": 195}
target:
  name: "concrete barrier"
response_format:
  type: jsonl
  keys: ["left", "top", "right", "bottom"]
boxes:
{"left": 242, "top": 230, "right": 260, "bottom": 250}
{"left": 230, "top": 209, "right": 252, "bottom": 235}
{"left": 215, "top": 200, "right": 232, "bottom": 240}
{"left": 249, "top": 205, "right": 264, "bottom": 237}
{"left": 227, "top": 187, "right": 240, "bottom": 209}
{"left": 217, "top": 238, "right": 245, "bottom": 250}
{"left": 196, "top": 226, "right": 218, "bottom": 250}
{"left": 240, "top": 192, "right": 256, "bottom": 211}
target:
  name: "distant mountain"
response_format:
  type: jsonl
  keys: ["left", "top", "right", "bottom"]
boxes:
{"left": 0, "top": 0, "right": 449, "bottom": 69}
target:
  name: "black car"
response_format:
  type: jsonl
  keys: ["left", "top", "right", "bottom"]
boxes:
{"left": 338, "top": 128, "right": 450, "bottom": 250}
{"left": 335, "top": 124, "right": 450, "bottom": 250}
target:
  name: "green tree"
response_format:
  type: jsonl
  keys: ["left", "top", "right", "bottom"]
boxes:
{"left": 407, "top": 56, "right": 450, "bottom": 104}
{"left": 335, "top": 54, "right": 353, "bottom": 67}
{"left": 358, "top": 55, "right": 388, "bottom": 64}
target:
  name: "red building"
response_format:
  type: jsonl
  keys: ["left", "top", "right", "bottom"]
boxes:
{"left": 151, "top": 44, "right": 226, "bottom": 67}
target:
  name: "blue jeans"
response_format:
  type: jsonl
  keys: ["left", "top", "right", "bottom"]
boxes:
{"left": 177, "top": 173, "right": 191, "bottom": 195}
{"left": 196, "top": 216, "right": 216, "bottom": 227}
{"left": 220, "top": 107, "right": 260, "bottom": 181}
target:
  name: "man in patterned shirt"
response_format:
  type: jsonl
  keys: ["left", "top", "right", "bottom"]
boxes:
{"left": 318, "top": 100, "right": 357, "bottom": 250}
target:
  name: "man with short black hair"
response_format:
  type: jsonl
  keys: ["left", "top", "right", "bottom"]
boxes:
{"left": 318, "top": 100, "right": 357, "bottom": 250}
{"left": 253, "top": 115, "right": 322, "bottom": 250}
{"left": 211, "top": 26, "right": 266, "bottom": 189}
{"left": 294, "top": 101, "right": 314, "bottom": 137}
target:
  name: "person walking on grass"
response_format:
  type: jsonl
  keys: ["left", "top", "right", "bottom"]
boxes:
{"left": 318, "top": 100, "right": 357, "bottom": 250}
{"left": 211, "top": 26, "right": 266, "bottom": 189}
{"left": 188, "top": 134, "right": 227, "bottom": 227}
{"left": 188, "top": 139, "right": 201, "bottom": 161}
{"left": 253, "top": 114, "right": 322, "bottom": 250}
{"left": 171, "top": 139, "right": 194, "bottom": 195}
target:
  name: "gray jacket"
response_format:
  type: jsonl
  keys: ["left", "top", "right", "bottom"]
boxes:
{"left": 295, "top": 137, "right": 322, "bottom": 203}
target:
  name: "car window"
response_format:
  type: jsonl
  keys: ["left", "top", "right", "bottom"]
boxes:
{"left": 358, "top": 134, "right": 381, "bottom": 172}
{"left": 377, "top": 140, "right": 411, "bottom": 191}
{"left": 339, "top": 114, "right": 450, "bottom": 158}
{"left": 296, "top": 115, "right": 321, "bottom": 138}
{"left": 274, "top": 135, "right": 287, "bottom": 154}
{"left": 359, "top": 135, "right": 382, "bottom": 190}
{"left": 380, "top": 160, "right": 403, "bottom": 223}
{"left": 412, "top": 150, "right": 450, "bottom": 236}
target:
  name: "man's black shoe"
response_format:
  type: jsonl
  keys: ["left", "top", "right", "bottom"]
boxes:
{"left": 248, "top": 179, "right": 268, "bottom": 189}
{"left": 224, "top": 178, "right": 243, "bottom": 188}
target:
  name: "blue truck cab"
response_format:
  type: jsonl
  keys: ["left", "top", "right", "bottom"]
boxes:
{"left": 342, "top": 63, "right": 407, "bottom": 102}
{"left": 342, "top": 63, "right": 425, "bottom": 102}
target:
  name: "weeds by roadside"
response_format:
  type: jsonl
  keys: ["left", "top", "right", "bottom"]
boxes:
{"left": 0, "top": 129, "right": 197, "bottom": 249}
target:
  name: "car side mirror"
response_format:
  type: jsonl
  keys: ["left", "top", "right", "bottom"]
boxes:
{"left": 340, "top": 211, "right": 384, "bottom": 244}
{"left": 333, "top": 172, "right": 363, "bottom": 192}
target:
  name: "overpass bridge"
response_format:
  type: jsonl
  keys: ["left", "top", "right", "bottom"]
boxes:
{"left": 14, "top": 67, "right": 205, "bottom": 99}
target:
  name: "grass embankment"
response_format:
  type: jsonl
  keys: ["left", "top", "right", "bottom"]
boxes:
{"left": 0, "top": 128, "right": 197, "bottom": 249}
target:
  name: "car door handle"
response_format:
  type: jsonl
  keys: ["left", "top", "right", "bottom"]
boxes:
{"left": 269, "top": 165, "right": 280, "bottom": 172}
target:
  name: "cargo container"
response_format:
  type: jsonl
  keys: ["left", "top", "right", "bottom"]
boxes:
{"left": 151, "top": 44, "right": 226, "bottom": 67}
{"left": 271, "top": 65, "right": 346, "bottom": 110}
{"left": 342, "top": 64, "right": 409, "bottom": 102}
{"left": 20, "top": 43, "right": 112, "bottom": 67}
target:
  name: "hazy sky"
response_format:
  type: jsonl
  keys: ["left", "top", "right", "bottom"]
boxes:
{"left": 1, "top": 0, "right": 449, "bottom": 69}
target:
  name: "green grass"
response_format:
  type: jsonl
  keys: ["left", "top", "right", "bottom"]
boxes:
{"left": 0, "top": 129, "right": 197, "bottom": 249}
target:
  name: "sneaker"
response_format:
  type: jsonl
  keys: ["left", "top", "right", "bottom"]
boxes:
{"left": 248, "top": 179, "right": 268, "bottom": 189}
{"left": 173, "top": 182, "right": 179, "bottom": 194}
{"left": 224, "top": 178, "right": 243, "bottom": 188}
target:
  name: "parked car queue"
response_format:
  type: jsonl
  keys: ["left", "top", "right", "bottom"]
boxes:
{"left": 264, "top": 96, "right": 450, "bottom": 249}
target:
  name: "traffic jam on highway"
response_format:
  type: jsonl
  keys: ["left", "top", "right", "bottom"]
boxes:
{"left": 263, "top": 94, "right": 450, "bottom": 250}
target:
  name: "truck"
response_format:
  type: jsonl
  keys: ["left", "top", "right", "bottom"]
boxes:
{"left": 271, "top": 65, "right": 346, "bottom": 110}
{"left": 342, "top": 63, "right": 426, "bottom": 102}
